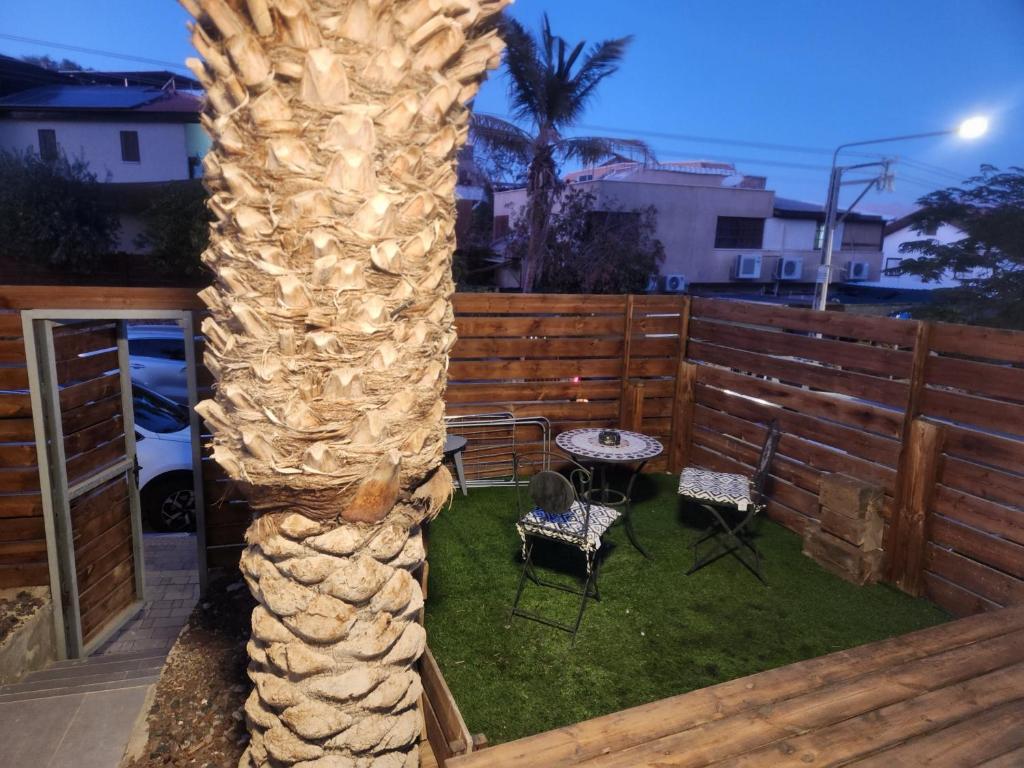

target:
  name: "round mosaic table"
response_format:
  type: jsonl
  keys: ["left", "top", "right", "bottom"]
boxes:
{"left": 555, "top": 428, "right": 664, "bottom": 559}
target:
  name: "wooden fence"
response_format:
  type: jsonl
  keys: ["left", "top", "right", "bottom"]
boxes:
{"left": 0, "top": 288, "right": 1021, "bottom": 621}
{"left": 0, "top": 312, "right": 44, "bottom": 588}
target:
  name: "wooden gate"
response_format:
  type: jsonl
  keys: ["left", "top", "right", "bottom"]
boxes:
{"left": 30, "top": 319, "right": 144, "bottom": 656}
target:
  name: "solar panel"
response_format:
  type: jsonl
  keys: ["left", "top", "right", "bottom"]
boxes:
{"left": 0, "top": 85, "right": 159, "bottom": 110}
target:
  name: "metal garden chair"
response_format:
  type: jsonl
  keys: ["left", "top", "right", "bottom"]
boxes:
{"left": 510, "top": 452, "right": 620, "bottom": 641}
{"left": 677, "top": 421, "right": 781, "bottom": 584}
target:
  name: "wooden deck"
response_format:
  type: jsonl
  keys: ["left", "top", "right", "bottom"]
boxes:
{"left": 448, "top": 606, "right": 1024, "bottom": 767}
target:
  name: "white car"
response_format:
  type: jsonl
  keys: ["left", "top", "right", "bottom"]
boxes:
{"left": 133, "top": 384, "right": 195, "bottom": 532}
{"left": 129, "top": 324, "right": 188, "bottom": 405}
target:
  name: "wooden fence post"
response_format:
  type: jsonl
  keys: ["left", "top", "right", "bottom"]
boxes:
{"left": 619, "top": 294, "right": 636, "bottom": 426}
{"left": 887, "top": 320, "right": 934, "bottom": 588}
{"left": 669, "top": 362, "right": 697, "bottom": 473}
{"left": 667, "top": 297, "right": 692, "bottom": 472}
{"left": 888, "top": 419, "right": 944, "bottom": 596}
{"left": 622, "top": 381, "right": 645, "bottom": 432}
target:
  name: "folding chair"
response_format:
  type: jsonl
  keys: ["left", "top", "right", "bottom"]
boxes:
{"left": 677, "top": 421, "right": 781, "bottom": 584}
{"left": 510, "top": 452, "right": 620, "bottom": 641}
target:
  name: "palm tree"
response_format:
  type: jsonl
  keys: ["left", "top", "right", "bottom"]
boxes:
{"left": 471, "top": 14, "right": 652, "bottom": 292}
{"left": 179, "top": 0, "right": 509, "bottom": 765}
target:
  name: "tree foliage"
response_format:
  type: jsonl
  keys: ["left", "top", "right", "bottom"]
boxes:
{"left": 20, "top": 55, "right": 88, "bottom": 71}
{"left": 134, "top": 181, "right": 212, "bottom": 280}
{"left": 0, "top": 149, "right": 119, "bottom": 270}
{"left": 506, "top": 187, "right": 664, "bottom": 293}
{"left": 470, "top": 14, "right": 651, "bottom": 291}
{"left": 899, "top": 165, "right": 1024, "bottom": 328}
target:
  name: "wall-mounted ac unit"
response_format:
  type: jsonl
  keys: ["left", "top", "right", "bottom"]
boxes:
{"left": 775, "top": 256, "right": 803, "bottom": 281}
{"left": 846, "top": 260, "right": 870, "bottom": 281}
{"left": 644, "top": 274, "right": 660, "bottom": 293}
{"left": 663, "top": 274, "right": 687, "bottom": 293}
{"left": 734, "top": 253, "right": 762, "bottom": 279}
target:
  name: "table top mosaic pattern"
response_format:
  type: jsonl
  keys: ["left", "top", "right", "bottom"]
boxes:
{"left": 555, "top": 428, "right": 664, "bottom": 462}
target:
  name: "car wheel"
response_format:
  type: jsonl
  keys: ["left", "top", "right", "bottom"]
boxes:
{"left": 142, "top": 473, "right": 196, "bottom": 533}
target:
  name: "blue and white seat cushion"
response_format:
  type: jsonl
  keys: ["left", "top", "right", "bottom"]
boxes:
{"left": 677, "top": 467, "right": 757, "bottom": 512}
{"left": 517, "top": 501, "right": 620, "bottom": 572}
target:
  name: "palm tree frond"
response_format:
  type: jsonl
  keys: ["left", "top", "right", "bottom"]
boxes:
{"left": 469, "top": 113, "right": 533, "bottom": 161}
{"left": 556, "top": 136, "right": 655, "bottom": 167}
{"left": 560, "top": 36, "right": 634, "bottom": 125}
{"left": 501, "top": 16, "right": 545, "bottom": 125}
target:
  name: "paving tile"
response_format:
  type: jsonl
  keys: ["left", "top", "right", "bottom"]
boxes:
{"left": 0, "top": 694, "right": 84, "bottom": 767}
{"left": 47, "top": 686, "right": 152, "bottom": 768}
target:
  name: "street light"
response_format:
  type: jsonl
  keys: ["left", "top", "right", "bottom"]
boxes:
{"left": 812, "top": 115, "right": 989, "bottom": 311}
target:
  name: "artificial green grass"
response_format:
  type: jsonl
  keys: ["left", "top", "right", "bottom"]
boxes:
{"left": 423, "top": 473, "right": 948, "bottom": 745}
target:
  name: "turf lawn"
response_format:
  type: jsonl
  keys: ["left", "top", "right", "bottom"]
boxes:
{"left": 423, "top": 472, "right": 949, "bottom": 745}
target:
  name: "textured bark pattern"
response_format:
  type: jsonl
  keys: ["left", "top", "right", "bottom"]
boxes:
{"left": 179, "top": 1, "right": 509, "bottom": 765}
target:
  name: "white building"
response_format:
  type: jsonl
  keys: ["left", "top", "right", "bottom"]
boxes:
{"left": 866, "top": 213, "right": 974, "bottom": 290}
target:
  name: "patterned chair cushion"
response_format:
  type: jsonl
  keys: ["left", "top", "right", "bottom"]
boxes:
{"left": 517, "top": 501, "right": 620, "bottom": 557}
{"left": 677, "top": 467, "right": 757, "bottom": 512}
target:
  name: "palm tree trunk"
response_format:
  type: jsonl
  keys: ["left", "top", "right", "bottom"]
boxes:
{"left": 180, "top": 1, "right": 508, "bottom": 765}
{"left": 521, "top": 148, "right": 558, "bottom": 292}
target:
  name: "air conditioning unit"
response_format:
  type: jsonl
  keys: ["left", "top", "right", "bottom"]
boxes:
{"left": 846, "top": 260, "right": 870, "bottom": 281}
{"left": 644, "top": 274, "right": 660, "bottom": 293}
{"left": 775, "top": 256, "right": 803, "bottom": 281}
{"left": 734, "top": 253, "right": 762, "bottom": 280}
{"left": 663, "top": 274, "right": 687, "bottom": 293}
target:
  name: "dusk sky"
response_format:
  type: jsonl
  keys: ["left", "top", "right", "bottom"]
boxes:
{"left": 1, "top": 0, "right": 1021, "bottom": 217}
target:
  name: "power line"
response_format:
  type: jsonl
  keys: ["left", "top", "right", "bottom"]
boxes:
{"left": 0, "top": 34, "right": 191, "bottom": 74}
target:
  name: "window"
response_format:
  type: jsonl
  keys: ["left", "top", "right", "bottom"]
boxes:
{"left": 37, "top": 129, "right": 58, "bottom": 162}
{"left": 814, "top": 222, "right": 826, "bottom": 250}
{"left": 120, "top": 130, "right": 140, "bottom": 162}
{"left": 493, "top": 215, "right": 510, "bottom": 240}
{"left": 714, "top": 217, "right": 764, "bottom": 249}
{"left": 883, "top": 257, "right": 904, "bottom": 276}
{"left": 129, "top": 338, "right": 186, "bottom": 361}
{"left": 133, "top": 387, "right": 189, "bottom": 434}
{"left": 841, "top": 221, "right": 884, "bottom": 250}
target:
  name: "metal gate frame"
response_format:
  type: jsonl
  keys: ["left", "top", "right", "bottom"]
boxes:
{"left": 21, "top": 310, "right": 206, "bottom": 659}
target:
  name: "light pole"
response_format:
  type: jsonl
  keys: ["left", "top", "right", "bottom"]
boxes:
{"left": 812, "top": 116, "right": 989, "bottom": 311}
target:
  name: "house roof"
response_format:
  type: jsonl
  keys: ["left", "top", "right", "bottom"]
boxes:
{"left": 0, "top": 84, "right": 201, "bottom": 121}
{"left": 773, "top": 196, "right": 884, "bottom": 223}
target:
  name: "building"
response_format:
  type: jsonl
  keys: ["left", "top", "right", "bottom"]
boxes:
{"left": 866, "top": 212, "right": 973, "bottom": 290}
{"left": 0, "top": 83, "right": 206, "bottom": 183}
{"left": 0, "top": 57, "right": 209, "bottom": 272}
{"left": 491, "top": 161, "right": 886, "bottom": 294}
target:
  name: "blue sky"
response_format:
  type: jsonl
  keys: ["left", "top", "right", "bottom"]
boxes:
{"left": 2, "top": 0, "right": 1021, "bottom": 216}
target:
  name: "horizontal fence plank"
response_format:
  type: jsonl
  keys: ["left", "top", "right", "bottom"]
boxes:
{"left": 449, "top": 358, "right": 621, "bottom": 381}
{"left": 697, "top": 365, "right": 904, "bottom": 439}
{"left": 0, "top": 467, "right": 40, "bottom": 493}
{"left": 55, "top": 349, "right": 118, "bottom": 385}
{"left": 452, "top": 336, "right": 623, "bottom": 359}
{"left": 0, "top": 313, "right": 23, "bottom": 338}
{"left": 62, "top": 393, "right": 121, "bottom": 436}
{"left": 0, "top": 285, "right": 204, "bottom": 311}
{"left": 933, "top": 484, "right": 1024, "bottom": 546}
{"left": 923, "top": 570, "right": 1000, "bottom": 617}
{"left": 922, "top": 387, "right": 1024, "bottom": 439}
{"left": 941, "top": 456, "right": 1024, "bottom": 513}
{"left": 0, "top": 517, "right": 45, "bottom": 543}
{"left": 0, "top": 366, "right": 29, "bottom": 390}
{"left": 0, "top": 562, "right": 47, "bottom": 587}
{"left": 0, "top": 493, "right": 42, "bottom": 518}
{"left": 52, "top": 325, "right": 117, "bottom": 361}
{"left": 927, "top": 543, "right": 1024, "bottom": 608}
{"left": 453, "top": 293, "right": 627, "bottom": 314}
{"left": 942, "top": 425, "right": 1024, "bottom": 478}
{"left": 59, "top": 373, "right": 120, "bottom": 412}
{"left": 455, "top": 315, "right": 623, "bottom": 338}
{"left": 64, "top": 416, "right": 124, "bottom": 459}
{"left": 930, "top": 322, "right": 1024, "bottom": 364}
{"left": 688, "top": 338, "right": 908, "bottom": 408}
{"left": 931, "top": 514, "right": 1024, "bottom": 581}
{"left": 0, "top": 443, "right": 36, "bottom": 467}
{"left": 66, "top": 436, "right": 126, "bottom": 486}
{"left": 0, "top": 418, "right": 34, "bottom": 442}
{"left": 926, "top": 355, "right": 1024, "bottom": 404}
{"left": 691, "top": 297, "right": 918, "bottom": 346}
{"left": 0, "top": 392, "right": 31, "bottom": 418}
{"left": 0, "top": 339, "right": 26, "bottom": 364}
{"left": 688, "top": 318, "right": 913, "bottom": 378}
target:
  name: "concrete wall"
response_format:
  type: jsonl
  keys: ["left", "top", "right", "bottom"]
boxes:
{"left": 0, "top": 588, "right": 56, "bottom": 685}
{"left": 0, "top": 119, "right": 192, "bottom": 183}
